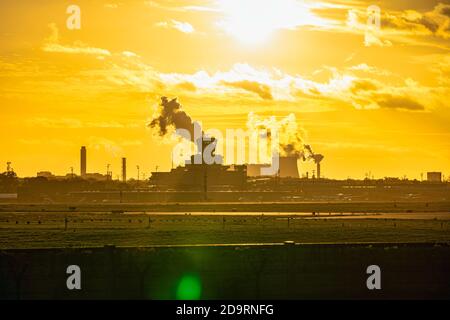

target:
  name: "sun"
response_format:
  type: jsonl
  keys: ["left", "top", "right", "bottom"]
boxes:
{"left": 218, "top": 0, "right": 314, "bottom": 45}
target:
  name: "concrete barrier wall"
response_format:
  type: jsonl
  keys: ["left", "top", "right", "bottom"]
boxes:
{"left": 0, "top": 243, "right": 449, "bottom": 300}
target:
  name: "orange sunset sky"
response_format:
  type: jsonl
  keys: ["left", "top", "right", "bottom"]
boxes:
{"left": 0, "top": 0, "right": 449, "bottom": 180}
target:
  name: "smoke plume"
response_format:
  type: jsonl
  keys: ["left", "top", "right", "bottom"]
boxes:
{"left": 247, "top": 112, "right": 306, "bottom": 157}
{"left": 304, "top": 144, "right": 324, "bottom": 163}
{"left": 149, "top": 97, "right": 200, "bottom": 141}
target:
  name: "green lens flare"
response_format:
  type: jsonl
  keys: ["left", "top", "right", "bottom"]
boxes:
{"left": 176, "top": 274, "right": 202, "bottom": 300}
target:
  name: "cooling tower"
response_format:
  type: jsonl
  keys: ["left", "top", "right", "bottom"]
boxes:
{"left": 278, "top": 156, "right": 299, "bottom": 178}
{"left": 247, "top": 156, "right": 300, "bottom": 178}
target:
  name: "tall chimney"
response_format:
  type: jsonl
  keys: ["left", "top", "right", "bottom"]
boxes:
{"left": 313, "top": 154, "right": 324, "bottom": 179}
{"left": 80, "top": 146, "right": 86, "bottom": 176}
{"left": 122, "top": 158, "right": 127, "bottom": 182}
{"left": 317, "top": 162, "right": 320, "bottom": 179}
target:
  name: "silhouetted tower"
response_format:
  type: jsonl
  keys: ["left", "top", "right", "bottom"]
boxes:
{"left": 80, "top": 146, "right": 87, "bottom": 176}
{"left": 303, "top": 145, "right": 324, "bottom": 179}
{"left": 122, "top": 158, "right": 127, "bottom": 182}
{"left": 314, "top": 155, "right": 324, "bottom": 179}
{"left": 107, "top": 164, "right": 112, "bottom": 181}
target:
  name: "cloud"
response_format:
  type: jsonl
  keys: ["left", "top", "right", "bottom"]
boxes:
{"left": 18, "top": 138, "right": 76, "bottom": 147}
{"left": 346, "top": 8, "right": 392, "bottom": 47}
{"left": 155, "top": 19, "right": 195, "bottom": 33}
{"left": 171, "top": 20, "right": 195, "bottom": 33}
{"left": 222, "top": 80, "right": 273, "bottom": 100}
{"left": 88, "top": 137, "right": 123, "bottom": 156}
{"left": 145, "top": 1, "right": 219, "bottom": 13}
{"left": 37, "top": 26, "right": 448, "bottom": 116}
{"left": 350, "top": 79, "right": 378, "bottom": 94}
{"left": 175, "top": 81, "right": 197, "bottom": 92}
{"left": 374, "top": 94, "right": 425, "bottom": 111}
{"left": 122, "top": 51, "right": 139, "bottom": 58}
{"left": 345, "top": 3, "right": 450, "bottom": 48}
{"left": 145, "top": 1, "right": 450, "bottom": 49}
{"left": 144, "top": 1, "right": 450, "bottom": 48}
{"left": 27, "top": 118, "right": 139, "bottom": 129}
{"left": 43, "top": 43, "right": 111, "bottom": 56}
{"left": 88, "top": 137, "right": 143, "bottom": 157}
{"left": 181, "top": 5, "right": 219, "bottom": 13}
{"left": 348, "top": 63, "right": 392, "bottom": 76}
{"left": 104, "top": 3, "right": 119, "bottom": 9}
{"left": 104, "top": 59, "right": 445, "bottom": 112}
{"left": 441, "top": 5, "right": 450, "bottom": 18}
{"left": 386, "top": 3, "right": 450, "bottom": 39}
{"left": 315, "top": 141, "right": 411, "bottom": 154}
{"left": 424, "top": 54, "right": 450, "bottom": 85}
{"left": 42, "top": 23, "right": 111, "bottom": 56}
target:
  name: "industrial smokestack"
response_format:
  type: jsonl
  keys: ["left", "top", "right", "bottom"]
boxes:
{"left": 317, "top": 162, "right": 320, "bottom": 179}
{"left": 303, "top": 145, "right": 324, "bottom": 179}
{"left": 277, "top": 156, "right": 300, "bottom": 178}
{"left": 80, "top": 146, "right": 86, "bottom": 176}
{"left": 314, "top": 154, "right": 324, "bottom": 179}
{"left": 122, "top": 158, "right": 127, "bottom": 182}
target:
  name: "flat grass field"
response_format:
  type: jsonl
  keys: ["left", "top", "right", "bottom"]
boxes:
{"left": 0, "top": 202, "right": 450, "bottom": 248}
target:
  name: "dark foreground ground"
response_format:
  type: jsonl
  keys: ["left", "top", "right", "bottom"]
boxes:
{"left": 0, "top": 202, "right": 449, "bottom": 299}
{"left": 0, "top": 243, "right": 449, "bottom": 299}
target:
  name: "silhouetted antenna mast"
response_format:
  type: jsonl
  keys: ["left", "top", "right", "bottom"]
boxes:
{"left": 6, "top": 162, "right": 12, "bottom": 173}
{"left": 137, "top": 165, "right": 140, "bottom": 182}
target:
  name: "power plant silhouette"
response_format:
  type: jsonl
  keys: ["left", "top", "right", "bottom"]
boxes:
{"left": 146, "top": 97, "right": 325, "bottom": 190}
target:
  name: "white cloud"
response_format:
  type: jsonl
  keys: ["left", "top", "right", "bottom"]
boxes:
{"left": 42, "top": 23, "right": 111, "bottom": 56}
{"left": 122, "top": 51, "right": 139, "bottom": 58}
{"left": 104, "top": 3, "right": 119, "bottom": 9}
{"left": 155, "top": 19, "right": 195, "bottom": 33}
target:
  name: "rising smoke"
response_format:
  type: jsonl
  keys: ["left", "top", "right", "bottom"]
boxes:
{"left": 150, "top": 97, "right": 316, "bottom": 162}
{"left": 149, "top": 97, "right": 200, "bottom": 142}
{"left": 304, "top": 144, "right": 324, "bottom": 163}
{"left": 247, "top": 112, "right": 306, "bottom": 158}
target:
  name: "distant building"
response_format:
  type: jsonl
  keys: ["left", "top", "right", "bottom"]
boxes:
{"left": 150, "top": 163, "right": 247, "bottom": 191}
{"left": 82, "top": 173, "right": 110, "bottom": 181}
{"left": 150, "top": 137, "right": 246, "bottom": 190}
{"left": 37, "top": 171, "right": 55, "bottom": 179}
{"left": 37, "top": 171, "right": 78, "bottom": 180}
{"left": 247, "top": 164, "right": 271, "bottom": 177}
{"left": 427, "top": 172, "right": 442, "bottom": 182}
